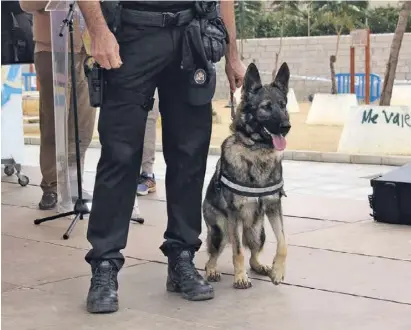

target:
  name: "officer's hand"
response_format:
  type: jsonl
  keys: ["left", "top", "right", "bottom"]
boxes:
{"left": 91, "top": 28, "right": 122, "bottom": 70}
{"left": 225, "top": 58, "right": 246, "bottom": 92}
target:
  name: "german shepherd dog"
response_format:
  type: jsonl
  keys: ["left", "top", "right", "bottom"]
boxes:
{"left": 202, "top": 62, "right": 291, "bottom": 289}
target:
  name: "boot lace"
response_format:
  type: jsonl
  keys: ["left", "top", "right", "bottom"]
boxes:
{"left": 174, "top": 253, "right": 203, "bottom": 281}
{"left": 92, "top": 264, "right": 117, "bottom": 290}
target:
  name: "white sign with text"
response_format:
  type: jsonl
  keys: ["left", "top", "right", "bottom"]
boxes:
{"left": 338, "top": 105, "right": 411, "bottom": 155}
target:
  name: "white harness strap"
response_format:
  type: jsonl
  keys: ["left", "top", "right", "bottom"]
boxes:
{"left": 220, "top": 175, "right": 284, "bottom": 197}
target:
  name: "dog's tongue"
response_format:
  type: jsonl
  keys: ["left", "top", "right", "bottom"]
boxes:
{"left": 272, "top": 134, "right": 287, "bottom": 151}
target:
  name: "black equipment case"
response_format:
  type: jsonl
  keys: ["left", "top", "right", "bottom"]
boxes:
{"left": 369, "top": 162, "right": 411, "bottom": 225}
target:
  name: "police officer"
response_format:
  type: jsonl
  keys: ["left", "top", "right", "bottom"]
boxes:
{"left": 78, "top": 0, "right": 245, "bottom": 313}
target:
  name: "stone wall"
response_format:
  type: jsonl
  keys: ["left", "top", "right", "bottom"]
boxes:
{"left": 214, "top": 33, "right": 411, "bottom": 101}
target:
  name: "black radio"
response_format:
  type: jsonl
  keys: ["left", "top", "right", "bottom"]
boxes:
{"left": 84, "top": 56, "right": 104, "bottom": 108}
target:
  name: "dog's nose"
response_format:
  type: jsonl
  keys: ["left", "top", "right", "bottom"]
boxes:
{"left": 279, "top": 122, "right": 291, "bottom": 135}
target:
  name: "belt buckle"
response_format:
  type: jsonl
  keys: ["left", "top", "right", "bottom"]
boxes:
{"left": 161, "top": 12, "right": 179, "bottom": 27}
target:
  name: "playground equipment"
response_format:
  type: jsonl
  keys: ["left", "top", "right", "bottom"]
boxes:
{"left": 336, "top": 73, "right": 381, "bottom": 102}
{"left": 349, "top": 28, "right": 372, "bottom": 104}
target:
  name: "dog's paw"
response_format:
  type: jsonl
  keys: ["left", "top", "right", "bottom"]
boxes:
{"left": 233, "top": 274, "right": 252, "bottom": 289}
{"left": 206, "top": 269, "right": 221, "bottom": 282}
{"left": 270, "top": 262, "right": 285, "bottom": 285}
{"left": 250, "top": 264, "right": 272, "bottom": 277}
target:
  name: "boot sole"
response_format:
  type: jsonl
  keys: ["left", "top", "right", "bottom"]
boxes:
{"left": 166, "top": 281, "right": 215, "bottom": 301}
{"left": 38, "top": 203, "right": 57, "bottom": 210}
{"left": 87, "top": 301, "right": 119, "bottom": 314}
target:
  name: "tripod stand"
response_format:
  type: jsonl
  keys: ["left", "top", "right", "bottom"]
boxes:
{"left": 34, "top": 3, "right": 93, "bottom": 239}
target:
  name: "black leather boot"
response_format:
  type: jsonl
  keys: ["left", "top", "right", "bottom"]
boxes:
{"left": 166, "top": 250, "right": 214, "bottom": 301}
{"left": 38, "top": 192, "right": 57, "bottom": 210}
{"left": 86, "top": 260, "right": 119, "bottom": 313}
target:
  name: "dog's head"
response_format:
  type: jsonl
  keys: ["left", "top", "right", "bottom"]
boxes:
{"left": 232, "top": 62, "right": 291, "bottom": 151}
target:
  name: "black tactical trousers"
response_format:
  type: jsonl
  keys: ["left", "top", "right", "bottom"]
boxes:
{"left": 85, "top": 23, "right": 214, "bottom": 270}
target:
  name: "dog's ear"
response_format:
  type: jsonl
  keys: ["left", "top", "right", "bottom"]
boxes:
{"left": 271, "top": 62, "right": 290, "bottom": 93}
{"left": 243, "top": 63, "right": 262, "bottom": 94}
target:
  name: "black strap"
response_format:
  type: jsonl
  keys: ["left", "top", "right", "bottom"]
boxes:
{"left": 121, "top": 8, "right": 195, "bottom": 28}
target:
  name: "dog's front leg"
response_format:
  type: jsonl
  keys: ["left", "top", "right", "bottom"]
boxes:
{"left": 266, "top": 199, "right": 287, "bottom": 285}
{"left": 228, "top": 220, "right": 252, "bottom": 289}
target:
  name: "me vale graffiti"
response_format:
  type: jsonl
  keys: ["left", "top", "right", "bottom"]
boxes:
{"left": 361, "top": 108, "right": 411, "bottom": 128}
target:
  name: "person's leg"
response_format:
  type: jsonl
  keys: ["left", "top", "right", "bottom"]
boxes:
{"left": 35, "top": 51, "right": 58, "bottom": 209}
{"left": 85, "top": 26, "right": 175, "bottom": 313}
{"left": 137, "top": 99, "right": 159, "bottom": 196}
{"left": 157, "top": 29, "right": 215, "bottom": 301}
{"left": 66, "top": 50, "right": 97, "bottom": 199}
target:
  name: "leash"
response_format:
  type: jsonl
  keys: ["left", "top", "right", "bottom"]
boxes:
{"left": 230, "top": 90, "right": 236, "bottom": 121}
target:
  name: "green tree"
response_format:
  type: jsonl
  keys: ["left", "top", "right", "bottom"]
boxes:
{"left": 367, "top": 5, "right": 411, "bottom": 33}
{"left": 270, "top": 1, "right": 290, "bottom": 77}
{"left": 273, "top": 1, "right": 315, "bottom": 36}
{"left": 234, "top": 0, "right": 263, "bottom": 58}
{"left": 312, "top": 1, "right": 368, "bottom": 94}
{"left": 380, "top": 1, "right": 411, "bottom": 106}
{"left": 255, "top": 13, "right": 281, "bottom": 38}
{"left": 269, "top": 1, "right": 314, "bottom": 75}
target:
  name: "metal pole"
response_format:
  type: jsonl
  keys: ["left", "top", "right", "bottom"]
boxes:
{"left": 350, "top": 46, "right": 355, "bottom": 94}
{"left": 365, "top": 29, "right": 371, "bottom": 104}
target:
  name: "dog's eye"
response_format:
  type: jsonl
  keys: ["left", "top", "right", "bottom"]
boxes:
{"left": 260, "top": 103, "right": 272, "bottom": 112}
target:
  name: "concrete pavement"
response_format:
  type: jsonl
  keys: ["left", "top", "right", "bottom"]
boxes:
{"left": 2, "top": 146, "right": 411, "bottom": 329}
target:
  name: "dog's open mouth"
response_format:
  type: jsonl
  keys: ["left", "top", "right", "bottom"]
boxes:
{"left": 263, "top": 127, "right": 287, "bottom": 151}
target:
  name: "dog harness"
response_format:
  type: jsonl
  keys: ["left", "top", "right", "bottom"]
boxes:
{"left": 217, "top": 155, "right": 285, "bottom": 198}
{"left": 219, "top": 174, "right": 284, "bottom": 197}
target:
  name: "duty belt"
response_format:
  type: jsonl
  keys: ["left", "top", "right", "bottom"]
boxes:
{"left": 121, "top": 8, "right": 195, "bottom": 28}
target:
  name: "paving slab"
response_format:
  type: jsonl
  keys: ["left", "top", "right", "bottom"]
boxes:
{"left": 4, "top": 262, "right": 408, "bottom": 330}
{"left": 1, "top": 177, "right": 95, "bottom": 210}
{"left": 288, "top": 220, "right": 411, "bottom": 261}
{"left": 1, "top": 165, "right": 96, "bottom": 189}
{"left": 1, "top": 282, "right": 20, "bottom": 293}
{"left": 1, "top": 182, "right": 24, "bottom": 193}
{"left": 1, "top": 165, "right": 42, "bottom": 186}
{"left": 195, "top": 243, "right": 411, "bottom": 305}
{"left": 2, "top": 287, "right": 217, "bottom": 330}
{"left": 2, "top": 199, "right": 342, "bottom": 266}
{"left": 1, "top": 235, "right": 146, "bottom": 288}
{"left": 1, "top": 204, "right": 91, "bottom": 249}
{"left": 139, "top": 198, "right": 342, "bottom": 239}
{"left": 2, "top": 184, "right": 53, "bottom": 209}
{"left": 142, "top": 181, "right": 371, "bottom": 222}
{"left": 281, "top": 193, "right": 372, "bottom": 222}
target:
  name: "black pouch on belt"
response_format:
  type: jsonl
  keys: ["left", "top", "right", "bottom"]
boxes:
{"left": 181, "top": 1, "right": 228, "bottom": 70}
{"left": 195, "top": 1, "right": 228, "bottom": 64}
{"left": 180, "top": 1, "right": 227, "bottom": 105}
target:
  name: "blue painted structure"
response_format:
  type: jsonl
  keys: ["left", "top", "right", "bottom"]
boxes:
{"left": 21, "top": 72, "right": 37, "bottom": 91}
{"left": 336, "top": 73, "right": 381, "bottom": 102}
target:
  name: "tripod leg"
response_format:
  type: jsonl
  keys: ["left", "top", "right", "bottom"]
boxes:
{"left": 34, "top": 211, "right": 76, "bottom": 225}
{"left": 63, "top": 213, "right": 81, "bottom": 240}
